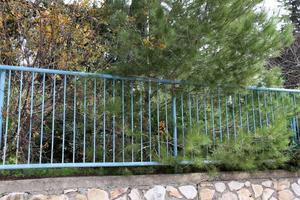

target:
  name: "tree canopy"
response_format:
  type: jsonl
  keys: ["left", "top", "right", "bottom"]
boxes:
{"left": 0, "top": 0, "right": 109, "bottom": 71}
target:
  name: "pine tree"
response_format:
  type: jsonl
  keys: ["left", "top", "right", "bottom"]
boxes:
{"left": 103, "top": 0, "right": 293, "bottom": 87}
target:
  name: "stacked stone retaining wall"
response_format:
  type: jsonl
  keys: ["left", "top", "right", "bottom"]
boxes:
{"left": 1, "top": 170, "right": 300, "bottom": 200}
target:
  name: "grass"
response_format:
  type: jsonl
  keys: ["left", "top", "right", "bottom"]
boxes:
{"left": 0, "top": 165, "right": 199, "bottom": 180}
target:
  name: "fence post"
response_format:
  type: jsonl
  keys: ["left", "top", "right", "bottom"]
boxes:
{"left": 0, "top": 70, "right": 6, "bottom": 148}
{"left": 172, "top": 96, "right": 178, "bottom": 157}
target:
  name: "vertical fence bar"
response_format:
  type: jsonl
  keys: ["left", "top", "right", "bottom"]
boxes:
{"left": 196, "top": 95, "right": 199, "bottom": 124}
{"left": 112, "top": 80, "right": 116, "bottom": 162}
{"left": 83, "top": 78, "right": 87, "bottom": 163}
{"left": 292, "top": 117, "right": 297, "bottom": 140}
{"left": 291, "top": 119, "right": 295, "bottom": 137}
{"left": 188, "top": 93, "right": 192, "bottom": 128}
{"left": 270, "top": 92, "right": 275, "bottom": 123}
{"left": 211, "top": 95, "right": 215, "bottom": 145}
{"left": 0, "top": 70, "right": 6, "bottom": 147}
{"left": 148, "top": 81, "right": 152, "bottom": 161}
{"left": 122, "top": 80, "right": 125, "bottom": 162}
{"left": 293, "top": 94, "right": 299, "bottom": 140}
{"left": 93, "top": 79, "right": 97, "bottom": 163}
{"left": 157, "top": 83, "right": 161, "bottom": 158}
{"left": 73, "top": 76, "right": 77, "bottom": 163}
{"left": 203, "top": 95, "right": 208, "bottom": 137}
{"left": 232, "top": 95, "right": 237, "bottom": 140}
{"left": 28, "top": 72, "right": 35, "bottom": 164}
{"left": 165, "top": 88, "right": 169, "bottom": 156}
{"left": 251, "top": 91, "right": 256, "bottom": 133}
{"left": 140, "top": 82, "right": 143, "bottom": 161}
{"left": 257, "top": 91, "right": 263, "bottom": 128}
{"left": 218, "top": 92, "right": 222, "bottom": 142}
{"left": 103, "top": 79, "right": 106, "bottom": 162}
{"left": 3, "top": 71, "right": 11, "bottom": 165}
{"left": 130, "top": 81, "right": 134, "bottom": 161}
{"left": 39, "top": 73, "right": 46, "bottom": 164}
{"left": 51, "top": 75, "right": 56, "bottom": 163}
{"left": 225, "top": 96, "right": 230, "bottom": 140}
{"left": 264, "top": 92, "right": 269, "bottom": 126}
{"left": 62, "top": 75, "right": 67, "bottom": 163}
{"left": 238, "top": 94, "right": 243, "bottom": 129}
{"left": 181, "top": 94, "right": 185, "bottom": 157}
{"left": 203, "top": 95, "right": 209, "bottom": 157}
{"left": 16, "top": 71, "right": 23, "bottom": 164}
{"left": 172, "top": 95, "right": 177, "bottom": 157}
{"left": 280, "top": 92, "right": 287, "bottom": 129}
{"left": 291, "top": 93, "right": 297, "bottom": 140}
{"left": 245, "top": 94, "right": 250, "bottom": 133}
{"left": 274, "top": 91, "right": 279, "bottom": 121}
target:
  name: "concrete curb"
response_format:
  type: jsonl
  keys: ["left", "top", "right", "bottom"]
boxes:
{"left": 0, "top": 170, "right": 299, "bottom": 193}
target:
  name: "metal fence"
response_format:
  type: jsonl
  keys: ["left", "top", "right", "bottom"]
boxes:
{"left": 0, "top": 65, "right": 299, "bottom": 169}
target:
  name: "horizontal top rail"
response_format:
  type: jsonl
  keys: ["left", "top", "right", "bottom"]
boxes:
{"left": 1, "top": 65, "right": 300, "bottom": 93}
{"left": 247, "top": 86, "right": 300, "bottom": 93}
{"left": 0, "top": 65, "right": 182, "bottom": 84}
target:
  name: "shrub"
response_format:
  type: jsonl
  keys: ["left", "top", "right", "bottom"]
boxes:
{"left": 210, "top": 118, "right": 292, "bottom": 171}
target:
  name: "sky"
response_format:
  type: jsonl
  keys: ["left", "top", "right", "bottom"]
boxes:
{"left": 262, "top": 0, "right": 288, "bottom": 16}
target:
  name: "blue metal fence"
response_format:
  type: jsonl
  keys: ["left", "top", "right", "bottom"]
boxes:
{"left": 0, "top": 65, "right": 299, "bottom": 169}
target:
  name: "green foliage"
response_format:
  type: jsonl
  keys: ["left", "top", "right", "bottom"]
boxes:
{"left": 286, "top": 143, "right": 300, "bottom": 170}
{"left": 0, "top": 165, "right": 207, "bottom": 179}
{"left": 0, "top": 167, "right": 143, "bottom": 179}
{"left": 185, "top": 128, "right": 210, "bottom": 156}
{"left": 158, "top": 124, "right": 211, "bottom": 169}
{"left": 158, "top": 145, "right": 178, "bottom": 166}
{"left": 183, "top": 125, "right": 211, "bottom": 168}
{"left": 256, "top": 66, "right": 285, "bottom": 87}
{"left": 106, "top": 97, "right": 122, "bottom": 114}
{"left": 210, "top": 118, "right": 292, "bottom": 171}
{"left": 105, "top": 0, "right": 293, "bottom": 87}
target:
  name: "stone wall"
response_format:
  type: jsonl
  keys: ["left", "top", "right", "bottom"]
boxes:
{"left": 1, "top": 170, "right": 300, "bottom": 200}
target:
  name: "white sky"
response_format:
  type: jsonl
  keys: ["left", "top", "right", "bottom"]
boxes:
{"left": 262, "top": 0, "right": 288, "bottom": 16}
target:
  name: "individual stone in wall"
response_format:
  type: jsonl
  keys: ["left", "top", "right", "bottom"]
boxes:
{"left": 87, "top": 189, "right": 109, "bottom": 200}
{"left": 144, "top": 186, "right": 166, "bottom": 200}
{"left": 251, "top": 184, "right": 263, "bottom": 198}
{"left": 128, "top": 189, "right": 143, "bottom": 200}
{"left": 228, "top": 181, "right": 244, "bottom": 191}
{"left": 214, "top": 182, "right": 226, "bottom": 193}
{"left": 166, "top": 186, "right": 183, "bottom": 199}
{"left": 178, "top": 185, "right": 197, "bottom": 200}
{"left": 199, "top": 188, "right": 215, "bottom": 200}
{"left": 110, "top": 188, "right": 128, "bottom": 199}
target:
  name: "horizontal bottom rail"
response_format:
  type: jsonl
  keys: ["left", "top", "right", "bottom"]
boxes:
{"left": 0, "top": 162, "right": 164, "bottom": 170}
{"left": 0, "top": 160, "right": 214, "bottom": 170}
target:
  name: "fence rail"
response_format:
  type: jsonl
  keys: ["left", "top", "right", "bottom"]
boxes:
{"left": 0, "top": 65, "right": 298, "bottom": 169}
